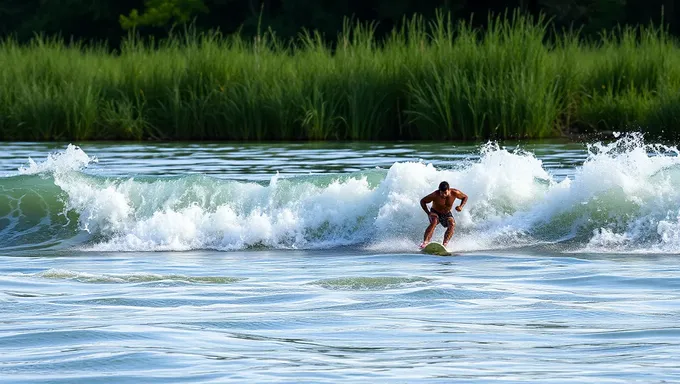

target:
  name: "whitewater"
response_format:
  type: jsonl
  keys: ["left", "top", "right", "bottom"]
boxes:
{"left": 2, "top": 137, "right": 680, "bottom": 383}
{"left": 3, "top": 134, "right": 680, "bottom": 254}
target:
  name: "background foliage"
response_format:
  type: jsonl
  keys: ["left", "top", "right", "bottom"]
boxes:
{"left": 2, "top": 12, "right": 679, "bottom": 141}
{"left": 0, "top": 0, "right": 677, "bottom": 46}
{"left": 2, "top": 1, "right": 680, "bottom": 141}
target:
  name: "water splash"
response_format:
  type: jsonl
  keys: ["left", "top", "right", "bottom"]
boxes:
{"left": 18, "top": 144, "right": 97, "bottom": 175}
{"left": 5, "top": 134, "right": 680, "bottom": 254}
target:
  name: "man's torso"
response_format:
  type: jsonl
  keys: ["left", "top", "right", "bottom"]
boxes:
{"left": 431, "top": 189, "right": 456, "bottom": 213}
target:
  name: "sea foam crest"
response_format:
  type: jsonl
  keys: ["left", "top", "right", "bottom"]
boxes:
{"left": 18, "top": 144, "right": 97, "bottom": 175}
{"left": 576, "top": 133, "right": 680, "bottom": 252}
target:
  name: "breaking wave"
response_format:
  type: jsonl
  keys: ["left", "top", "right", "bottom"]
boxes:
{"left": 2, "top": 134, "right": 680, "bottom": 254}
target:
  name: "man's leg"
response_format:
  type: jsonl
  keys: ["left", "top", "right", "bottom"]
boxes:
{"left": 442, "top": 218, "right": 455, "bottom": 246}
{"left": 421, "top": 214, "right": 438, "bottom": 248}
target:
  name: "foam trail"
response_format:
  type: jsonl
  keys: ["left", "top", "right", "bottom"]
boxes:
{"left": 15, "top": 269, "right": 242, "bottom": 284}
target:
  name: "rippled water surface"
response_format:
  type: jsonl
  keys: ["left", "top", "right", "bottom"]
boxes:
{"left": 1, "top": 139, "right": 679, "bottom": 383}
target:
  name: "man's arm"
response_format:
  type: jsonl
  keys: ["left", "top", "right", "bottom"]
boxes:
{"left": 454, "top": 189, "right": 468, "bottom": 211}
{"left": 420, "top": 192, "right": 435, "bottom": 215}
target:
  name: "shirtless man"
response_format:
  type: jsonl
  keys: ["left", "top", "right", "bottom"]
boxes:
{"left": 419, "top": 181, "right": 468, "bottom": 248}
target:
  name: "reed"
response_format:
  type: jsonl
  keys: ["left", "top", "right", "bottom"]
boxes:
{"left": 1, "top": 11, "right": 680, "bottom": 141}
{"left": 406, "top": 11, "right": 562, "bottom": 139}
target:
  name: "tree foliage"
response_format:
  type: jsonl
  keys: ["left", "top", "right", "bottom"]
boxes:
{"left": 120, "top": 0, "right": 209, "bottom": 30}
{"left": 0, "top": 0, "right": 678, "bottom": 44}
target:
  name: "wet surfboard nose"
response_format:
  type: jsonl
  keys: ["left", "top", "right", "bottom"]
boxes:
{"left": 420, "top": 242, "right": 452, "bottom": 256}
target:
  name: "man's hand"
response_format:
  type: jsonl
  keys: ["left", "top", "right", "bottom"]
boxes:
{"left": 453, "top": 189, "right": 468, "bottom": 211}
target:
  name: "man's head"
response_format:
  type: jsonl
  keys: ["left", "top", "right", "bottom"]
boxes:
{"left": 438, "top": 181, "right": 450, "bottom": 196}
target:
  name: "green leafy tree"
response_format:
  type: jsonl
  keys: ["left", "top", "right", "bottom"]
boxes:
{"left": 120, "top": 0, "right": 208, "bottom": 29}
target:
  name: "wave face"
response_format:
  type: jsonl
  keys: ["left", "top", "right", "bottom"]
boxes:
{"left": 3, "top": 134, "right": 680, "bottom": 253}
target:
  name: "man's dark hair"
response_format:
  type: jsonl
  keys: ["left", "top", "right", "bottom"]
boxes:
{"left": 439, "top": 181, "right": 449, "bottom": 192}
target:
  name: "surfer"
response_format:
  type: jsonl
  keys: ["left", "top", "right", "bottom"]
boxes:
{"left": 419, "top": 181, "right": 468, "bottom": 248}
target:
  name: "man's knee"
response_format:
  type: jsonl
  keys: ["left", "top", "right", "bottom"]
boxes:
{"left": 447, "top": 219, "right": 455, "bottom": 228}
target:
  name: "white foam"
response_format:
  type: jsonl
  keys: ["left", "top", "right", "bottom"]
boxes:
{"left": 19, "top": 144, "right": 97, "bottom": 175}
{"left": 68, "top": 174, "right": 379, "bottom": 251}
{"left": 26, "top": 134, "right": 680, "bottom": 253}
{"left": 371, "top": 143, "right": 553, "bottom": 252}
{"left": 573, "top": 134, "right": 680, "bottom": 253}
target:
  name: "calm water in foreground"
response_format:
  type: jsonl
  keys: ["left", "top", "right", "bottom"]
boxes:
{"left": 1, "top": 138, "right": 680, "bottom": 383}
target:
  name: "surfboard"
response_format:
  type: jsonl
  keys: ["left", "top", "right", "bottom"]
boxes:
{"left": 420, "top": 242, "right": 452, "bottom": 256}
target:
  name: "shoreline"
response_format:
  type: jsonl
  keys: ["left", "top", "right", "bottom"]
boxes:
{"left": 0, "top": 132, "right": 635, "bottom": 145}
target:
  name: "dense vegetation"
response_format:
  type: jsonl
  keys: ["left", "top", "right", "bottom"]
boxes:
{"left": 1, "top": 0, "right": 678, "bottom": 46}
{"left": 2, "top": 11, "right": 679, "bottom": 141}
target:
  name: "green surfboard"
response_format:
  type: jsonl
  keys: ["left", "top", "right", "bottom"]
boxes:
{"left": 420, "top": 242, "right": 452, "bottom": 256}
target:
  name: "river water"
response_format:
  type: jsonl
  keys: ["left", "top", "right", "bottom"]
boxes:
{"left": 1, "top": 136, "right": 679, "bottom": 383}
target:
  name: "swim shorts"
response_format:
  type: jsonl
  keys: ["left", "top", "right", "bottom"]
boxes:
{"left": 430, "top": 208, "right": 454, "bottom": 228}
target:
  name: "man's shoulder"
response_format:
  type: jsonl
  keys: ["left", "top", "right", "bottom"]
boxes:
{"left": 423, "top": 190, "right": 438, "bottom": 199}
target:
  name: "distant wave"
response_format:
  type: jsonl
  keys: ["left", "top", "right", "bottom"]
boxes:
{"left": 3, "top": 134, "right": 680, "bottom": 254}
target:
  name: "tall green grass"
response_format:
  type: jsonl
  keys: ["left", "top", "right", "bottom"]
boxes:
{"left": 2, "top": 10, "right": 680, "bottom": 141}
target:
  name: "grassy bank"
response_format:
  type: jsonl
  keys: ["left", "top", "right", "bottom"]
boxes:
{"left": 2, "top": 11, "right": 680, "bottom": 141}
